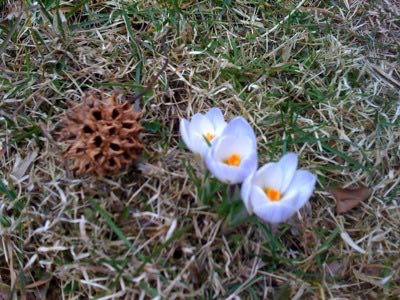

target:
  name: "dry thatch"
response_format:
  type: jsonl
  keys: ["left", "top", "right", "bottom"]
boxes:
{"left": 0, "top": 0, "right": 399, "bottom": 299}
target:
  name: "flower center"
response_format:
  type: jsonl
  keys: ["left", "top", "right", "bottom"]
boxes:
{"left": 204, "top": 132, "right": 215, "bottom": 142}
{"left": 223, "top": 153, "right": 241, "bottom": 167}
{"left": 264, "top": 187, "right": 281, "bottom": 202}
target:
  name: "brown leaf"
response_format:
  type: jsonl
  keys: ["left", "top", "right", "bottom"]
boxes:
{"left": 362, "top": 264, "right": 389, "bottom": 277}
{"left": 332, "top": 186, "right": 372, "bottom": 214}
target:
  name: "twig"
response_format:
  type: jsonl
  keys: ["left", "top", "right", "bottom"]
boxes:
{"left": 129, "top": 30, "right": 170, "bottom": 107}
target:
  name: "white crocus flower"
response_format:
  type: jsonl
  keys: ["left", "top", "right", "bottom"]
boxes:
{"left": 180, "top": 107, "right": 227, "bottom": 157}
{"left": 241, "top": 153, "right": 316, "bottom": 224}
{"left": 205, "top": 117, "right": 257, "bottom": 184}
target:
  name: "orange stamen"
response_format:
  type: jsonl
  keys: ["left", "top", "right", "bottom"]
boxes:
{"left": 223, "top": 153, "right": 241, "bottom": 167}
{"left": 204, "top": 132, "right": 215, "bottom": 142}
{"left": 264, "top": 187, "right": 281, "bottom": 202}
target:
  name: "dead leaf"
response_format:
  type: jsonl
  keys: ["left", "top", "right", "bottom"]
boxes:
{"left": 324, "top": 260, "right": 347, "bottom": 280}
{"left": 0, "top": 292, "right": 8, "bottom": 300}
{"left": 0, "top": 142, "right": 4, "bottom": 157}
{"left": 340, "top": 231, "right": 367, "bottom": 254}
{"left": 362, "top": 264, "right": 389, "bottom": 277}
{"left": 353, "top": 270, "right": 384, "bottom": 288}
{"left": 10, "top": 150, "right": 38, "bottom": 182}
{"left": 331, "top": 186, "right": 372, "bottom": 214}
{"left": 1, "top": 0, "right": 25, "bottom": 21}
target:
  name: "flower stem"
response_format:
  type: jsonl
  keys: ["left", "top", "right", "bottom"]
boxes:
{"left": 226, "top": 184, "right": 240, "bottom": 202}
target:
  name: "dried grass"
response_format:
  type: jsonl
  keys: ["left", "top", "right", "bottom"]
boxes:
{"left": 0, "top": 0, "right": 399, "bottom": 299}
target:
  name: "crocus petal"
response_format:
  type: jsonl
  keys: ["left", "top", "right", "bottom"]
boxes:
{"left": 253, "top": 162, "right": 285, "bottom": 192}
{"left": 205, "top": 131, "right": 257, "bottom": 184}
{"left": 189, "top": 134, "right": 210, "bottom": 156}
{"left": 241, "top": 172, "right": 255, "bottom": 213}
{"left": 185, "top": 113, "right": 214, "bottom": 156}
{"left": 205, "top": 107, "right": 226, "bottom": 135}
{"left": 278, "top": 152, "right": 298, "bottom": 193}
{"left": 251, "top": 186, "right": 296, "bottom": 224}
{"left": 222, "top": 117, "right": 257, "bottom": 149}
{"left": 204, "top": 153, "right": 238, "bottom": 184}
{"left": 213, "top": 135, "right": 255, "bottom": 162}
{"left": 180, "top": 119, "right": 194, "bottom": 151}
{"left": 189, "top": 113, "right": 214, "bottom": 135}
{"left": 179, "top": 108, "right": 229, "bottom": 157}
{"left": 285, "top": 170, "right": 317, "bottom": 210}
{"left": 238, "top": 154, "right": 258, "bottom": 183}
{"left": 205, "top": 149, "right": 257, "bottom": 184}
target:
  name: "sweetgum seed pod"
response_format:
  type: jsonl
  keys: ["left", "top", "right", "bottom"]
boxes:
{"left": 59, "top": 90, "right": 144, "bottom": 176}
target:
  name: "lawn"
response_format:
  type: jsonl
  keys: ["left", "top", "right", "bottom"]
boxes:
{"left": 0, "top": 0, "right": 399, "bottom": 299}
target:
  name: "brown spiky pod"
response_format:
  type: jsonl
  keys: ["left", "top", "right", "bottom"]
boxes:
{"left": 59, "top": 91, "right": 144, "bottom": 176}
